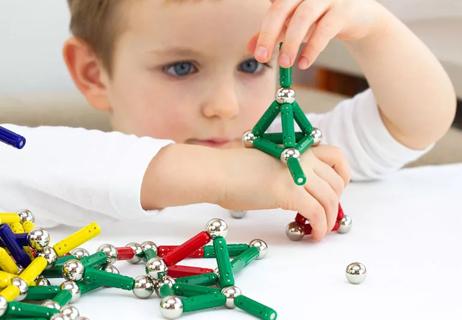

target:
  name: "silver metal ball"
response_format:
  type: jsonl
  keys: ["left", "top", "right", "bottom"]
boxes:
{"left": 126, "top": 242, "right": 143, "bottom": 264}
{"left": 275, "top": 87, "right": 296, "bottom": 104}
{"left": 280, "top": 148, "right": 300, "bottom": 164}
{"left": 60, "top": 281, "right": 81, "bottom": 303}
{"left": 229, "top": 210, "right": 247, "bottom": 219}
{"left": 133, "top": 275, "right": 155, "bottom": 299}
{"left": 221, "top": 286, "right": 242, "bottom": 308}
{"left": 160, "top": 296, "right": 183, "bottom": 319}
{"left": 154, "top": 276, "right": 176, "bottom": 297}
{"left": 38, "top": 246, "right": 58, "bottom": 267}
{"left": 205, "top": 218, "right": 228, "bottom": 238}
{"left": 345, "top": 262, "right": 367, "bottom": 284}
{"left": 36, "top": 275, "right": 51, "bottom": 286}
{"left": 103, "top": 264, "right": 120, "bottom": 274}
{"left": 145, "top": 257, "right": 168, "bottom": 280}
{"left": 62, "top": 259, "right": 85, "bottom": 282}
{"left": 338, "top": 215, "right": 352, "bottom": 234}
{"left": 241, "top": 131, "right": 256, "bottom": 148}
{"left": 97, "top": 244, "right": 118, "bottom": 263}
{"left": 140, "top": 241, "right": 158, "bottom": 260}
{"left": 42, "top": 300, "right": 61, "bottom": 310}
{"left": 0, "top": 296, "right": 7, "bottom": 317}
{"left": 310, "top": 127, "right": 323, "bottom": 146}
{"left": 249, "top": 239, "right": 268, "bottom": 259}
{"left": 28, "top": 228, "right": 51, "bottom": 251}
{"left": 11, "top": 277, "right": 28, "bottom": 301}
{"left": 50, "top": 313, "right": 67, "bottom": 320}
{"left": 141, "top": 241, "right": 157, "bottom": 251}
{"left": 285, "top": 221, "right": 305, "bottom": 241}
{"left": 18, "top": 209, "right": 35, "bottom": 223}
{"left": 141, "top": 241, "right": 157, "bottom": 261}
{"left": 61, "top": 305, "right": 80, "bottom": 320}
{"left": 69, "top": 248, "right": 90, "bottom": 260}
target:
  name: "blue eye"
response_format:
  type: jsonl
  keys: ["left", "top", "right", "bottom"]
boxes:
{"left": 238, "top": 59, "right": 264, "bottom": 74}
{"left": 164, "top": 62, "right": 197, "bottom": 77}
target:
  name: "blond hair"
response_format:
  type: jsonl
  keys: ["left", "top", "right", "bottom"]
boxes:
{"left": 67, "top": 0, "right": 126, "bottom": 73}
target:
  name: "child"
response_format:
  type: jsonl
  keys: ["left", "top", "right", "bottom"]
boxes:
{"left": 0, "top": 0, "right": 455, "bottom": 240}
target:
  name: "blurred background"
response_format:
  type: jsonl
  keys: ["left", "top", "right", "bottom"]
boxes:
{"left": 0, "top": 0, "right": 461, "bottom": 166}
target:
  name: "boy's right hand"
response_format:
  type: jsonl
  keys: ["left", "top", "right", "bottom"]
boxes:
{"left": 217, "top": 144, "right": 351, "bottom": 240}
{"left": 142, "top": 143, "right": 350, "bottom": 241}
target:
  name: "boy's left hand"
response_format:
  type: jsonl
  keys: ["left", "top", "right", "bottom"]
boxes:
{"left": 248, "top": 0, "right": 383, "bottom": 69}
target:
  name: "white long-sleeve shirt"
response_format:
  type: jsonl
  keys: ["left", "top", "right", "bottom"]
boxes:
{"left": 0, "top": 90, "right": 432, "bottom": 226}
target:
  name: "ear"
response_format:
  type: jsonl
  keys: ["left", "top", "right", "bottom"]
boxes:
{"left": 62, "top": 37, "right": 112, "bottom": 111}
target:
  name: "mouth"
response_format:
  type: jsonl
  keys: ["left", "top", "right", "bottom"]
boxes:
{"left": 187, "top": 138, "right": 238, "bottom": 148}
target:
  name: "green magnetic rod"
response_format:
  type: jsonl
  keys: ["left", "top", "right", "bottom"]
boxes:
{"left": 159, "top": 283, "right": 220, "bottom": 298}
{"left": 43, "top": 252, "right": 107, "bottom": 278}
{"left": 243, "top": 64, "right": 319, "bottom": 186}
{"left": 0, "top": 300, "right": 59, "bottom": 318}
{"left": 213, "top": 236, "right": 235, "bottom": 288}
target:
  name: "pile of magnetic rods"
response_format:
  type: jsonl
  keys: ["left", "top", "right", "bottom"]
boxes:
{"left": 0, "top": 212, "right": 276, "bottom": 319}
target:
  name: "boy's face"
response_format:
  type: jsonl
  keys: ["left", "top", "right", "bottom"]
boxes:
{"left": 103, "top": 0, "right": 276, "bottom": 148}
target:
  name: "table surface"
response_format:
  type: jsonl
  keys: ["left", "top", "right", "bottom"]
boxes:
{"left": 46, "top": 163, "right": 462, "bottom": 320}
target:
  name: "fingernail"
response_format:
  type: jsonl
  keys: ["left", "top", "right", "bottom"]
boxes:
{"left": 255, "top": 46, "right": 268, "bottom": 60}
{"left": 298, "top": 57, "right": 310, "bottom": 70}
{"left": 279, "top": 53, "right": 291, "bottom": 67}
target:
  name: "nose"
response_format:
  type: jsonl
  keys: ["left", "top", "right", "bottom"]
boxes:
{"left": 201, "top": 81, "right": 240, "bottom": 120}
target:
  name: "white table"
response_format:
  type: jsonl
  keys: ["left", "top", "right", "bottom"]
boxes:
{"left": 47, "top": 163, "right": 462, "bottom": 319}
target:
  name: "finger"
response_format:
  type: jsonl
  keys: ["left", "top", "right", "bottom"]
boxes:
{"left": 301, "top": 23, "right": 317, "bottom": 44}
{"left": 313, "top": 160, "right": 345, "bottom": 197}
{"left": 280, "top": 0, "right": 330, "bottom": 67}
{"left": 298, "top": 10, "right": 342, "bottom": 69}
{"left": 311, "top": 146, "right": 351, "bottom": 186}
{"left": 304, "top": 172, "right": 339, "bottom": 232}
{"left": 280, "top": 184, "right": 328, "bottom": 241}
{"left": 247, "top": 32, "right": 259, "bottom": 54}
{"left": 254, "top": 0, "right": 302, "bottom": 63}
{"left": 298, "top": 192, "right": 327, "bottom": 241}
{"left": 248, "top": 32, "right": 285, "bottom": 56}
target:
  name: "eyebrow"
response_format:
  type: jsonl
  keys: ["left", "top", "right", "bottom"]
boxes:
{"left": 147, "top": 47, "right": 206, "bottom": 58}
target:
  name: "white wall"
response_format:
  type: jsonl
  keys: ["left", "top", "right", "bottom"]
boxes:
{"left": 0, "top": 0, "right": 461, "bottom": 97}
{"left": 0, "top": 0, "right": 74, "bottom": 95}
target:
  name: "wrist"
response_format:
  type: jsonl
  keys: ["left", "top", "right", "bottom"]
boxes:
{"left": 214, "top": 147, "right": 280, "bottom": 210}
{"left": 343, "top": 3, "right": 394, "bottom": 49}
{"left": 141, "top": 143, "right": 224, "bottom": 209}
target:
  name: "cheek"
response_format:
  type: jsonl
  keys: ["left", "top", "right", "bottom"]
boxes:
{"left": 108, "top": 76, "right": 198, "bottom": 140}
{"left": 239, "top": 74, "right": 276, "bottom": 124}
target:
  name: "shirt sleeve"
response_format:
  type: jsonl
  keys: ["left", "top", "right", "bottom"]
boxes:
{"left": 269, "top": 89, "right": 434, "bottom": 181}
{"left": 0, "top": 124, "right": 174, "bottom": 227}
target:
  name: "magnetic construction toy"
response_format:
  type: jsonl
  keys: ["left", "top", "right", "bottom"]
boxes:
{"left": 0, "top": 213, "right": 276, "bottom": 320}
{"left": 0, "top": 63, "right": 352, "bottom": 320}
{"left": 241, "top": 66, "right": 322, "bottom": 186}
{"left": 240, "top": 66, "right": 353, "bottom": 239}
{"left": 285, "top": 204, "right": 352, "bottom": 241}
{"left": 0, "top": 126, "right": 26, "bottom": 149}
